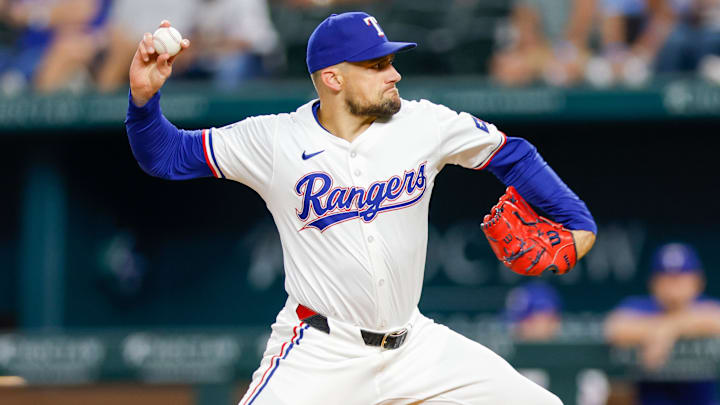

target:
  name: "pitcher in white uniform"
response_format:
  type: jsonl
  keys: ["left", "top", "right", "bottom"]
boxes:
{"left": 125, "top": 12, "right": 597, "bottom": 405}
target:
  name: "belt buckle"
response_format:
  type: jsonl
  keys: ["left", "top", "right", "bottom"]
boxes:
{"left": 380, "top": 328, "right": 408, "bottom": 350}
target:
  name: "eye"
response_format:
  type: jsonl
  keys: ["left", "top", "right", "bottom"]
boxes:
{"left": 374, "top": 60, "right": 392, "bottom": 70}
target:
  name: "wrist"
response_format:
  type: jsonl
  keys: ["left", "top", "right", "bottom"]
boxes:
{"left": 571, "top": 229, "right": 595, "bottom": 259}
{"left": 130, "top": 88, "right": 154, "bottom": 108}
{"left": 128, "top": 90, "right": 161, "bottom": 116}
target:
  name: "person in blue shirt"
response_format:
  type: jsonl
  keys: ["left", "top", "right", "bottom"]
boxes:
{"left": 604, "top": 242, "right": 720, "bottom": 405}
{"left": 504, "top": 280, "right": 562, "bottom": 341}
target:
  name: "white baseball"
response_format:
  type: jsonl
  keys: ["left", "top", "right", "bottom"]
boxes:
{"left": 152, "top": 26, "right": 183, "bottom": 57}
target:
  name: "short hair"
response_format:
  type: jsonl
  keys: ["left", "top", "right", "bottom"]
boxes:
{"left": 310, "top": 71, "right": 321, "bottom": 89}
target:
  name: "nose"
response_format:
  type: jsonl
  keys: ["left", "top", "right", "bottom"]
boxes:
{"left": 388, "top": 64, "right": 401, "bottom": 83}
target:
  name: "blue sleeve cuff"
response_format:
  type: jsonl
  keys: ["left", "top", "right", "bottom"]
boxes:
{"left": 127, "top": 90, "right": 161, "bottom": 119}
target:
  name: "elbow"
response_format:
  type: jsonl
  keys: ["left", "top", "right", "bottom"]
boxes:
{"left": 132, "top": 153, "right": 173, "bottom": 180}
{"left": 137, "top": 161, "right": 171, "bottom": 180}
{"left": 128, "top": 140, "right": 174, "bottom": 180}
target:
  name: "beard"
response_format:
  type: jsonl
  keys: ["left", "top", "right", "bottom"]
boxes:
{"left": 345, "top": 92, "right": 401, "bottom": 118}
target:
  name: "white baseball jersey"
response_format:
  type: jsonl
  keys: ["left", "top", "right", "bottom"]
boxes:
{"left": 202, "top": 98, "right": 505, "bottom": 331}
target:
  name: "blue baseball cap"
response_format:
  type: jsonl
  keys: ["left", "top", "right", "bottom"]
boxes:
{"left": 651, "top": 243, "right": 703, "bottom": 275}
{"left": 504, "top": 281, "right": 561, "bottom": 323}
{"left": 306, "top": 12, "right": 417, "bottom": 73}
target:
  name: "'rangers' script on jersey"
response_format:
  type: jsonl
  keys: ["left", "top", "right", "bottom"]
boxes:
{"left": 295, "top": 162, "right": 427, "bottom": 232}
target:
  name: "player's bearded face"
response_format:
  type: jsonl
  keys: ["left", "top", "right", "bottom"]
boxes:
{"left": 343, "top": 56, "right": 402, "bottom": 118}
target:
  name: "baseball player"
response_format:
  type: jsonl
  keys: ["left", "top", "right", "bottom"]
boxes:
{"left": 125, "top": 13, "right": 597, "bottom": 405}
{"left": 605, "top": 243, "right": 720, "bottom": 405}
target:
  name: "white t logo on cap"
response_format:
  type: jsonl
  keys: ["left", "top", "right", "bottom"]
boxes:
{"left": 363, "top": 16, "right": 385, "bottom": 37}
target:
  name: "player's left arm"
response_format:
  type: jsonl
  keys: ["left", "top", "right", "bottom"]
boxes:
{"left": 427, "top": 102, "right": 595, "bottom": 258}
{"left": 485, "top": 136, "right": 597, "bottom": 258}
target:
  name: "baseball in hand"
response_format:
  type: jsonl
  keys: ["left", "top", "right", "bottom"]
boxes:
{"left": 152, "top": 26, "right": 183, "bottom": 57}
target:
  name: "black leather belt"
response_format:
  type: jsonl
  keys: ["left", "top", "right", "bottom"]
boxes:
{"left": 296, "top": 304, "right": 408, "bottom": 350}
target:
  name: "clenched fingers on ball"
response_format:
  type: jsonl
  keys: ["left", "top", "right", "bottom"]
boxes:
{"left": 138, "top": 33, "right": 155, "bottom": 62}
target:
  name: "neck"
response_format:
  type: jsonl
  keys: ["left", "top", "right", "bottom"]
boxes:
{"left": 316, "top": 99, "right": 376, "bottom": 143}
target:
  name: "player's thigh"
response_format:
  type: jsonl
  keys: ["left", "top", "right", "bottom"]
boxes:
{"left": 380, "top": 319, "right": 562, "bottom": 405}
{"left": 238, "top": 321, "right": 376, "bottom": 405}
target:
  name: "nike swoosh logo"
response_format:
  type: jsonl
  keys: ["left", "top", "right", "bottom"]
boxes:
{"left": 302, "top": 150, "right": 325, "bottom": 160}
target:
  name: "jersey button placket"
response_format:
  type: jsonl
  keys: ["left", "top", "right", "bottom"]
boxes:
{"left": 348, "top": 150, "right": 387, "bottom": 328}
{"left": 364, "top": 224, "right": 392, "bottom": 329}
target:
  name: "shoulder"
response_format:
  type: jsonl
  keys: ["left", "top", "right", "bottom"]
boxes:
{"left": 398, "top": 98, "right": 479, "bottom": 127}
{"left": 214, "top": 111, "right": 294, "bottom": 137}
{"left": 614, "top": 296, "right": 661, "bottom": 314}
{"left": 399, "top": 98, "right": 456, "bottom": 116}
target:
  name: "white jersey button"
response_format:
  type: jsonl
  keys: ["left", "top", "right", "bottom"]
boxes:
{"left": 354, "top": 169, "right": 361, "bottom": 176}
{"left": 367, "top": 235, "right": 374, "bottom": 243}
{"left": 378, "top": 279, "right": 385, "bottom": 286}
{"left": 350, "top": 151, "right": 357, "bottom": 158}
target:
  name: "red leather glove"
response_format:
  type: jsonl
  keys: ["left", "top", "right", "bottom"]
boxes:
{"left": 481, "top": 186, "right": 577, "bottom": 276}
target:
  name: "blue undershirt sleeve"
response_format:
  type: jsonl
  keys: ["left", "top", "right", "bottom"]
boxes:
{"left": 486, "top": 137, "right": 597, "bottom": 233}
{"left": 125, "top": 90, "right": 212, "bottom": 180}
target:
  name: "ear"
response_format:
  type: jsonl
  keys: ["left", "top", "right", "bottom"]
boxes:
{"left": 320, "top": 68, "right": 343, "bottom": 92}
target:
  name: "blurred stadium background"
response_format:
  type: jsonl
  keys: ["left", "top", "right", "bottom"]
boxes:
{"left": 1, "top": 0, "right": 720, "bottom": 404}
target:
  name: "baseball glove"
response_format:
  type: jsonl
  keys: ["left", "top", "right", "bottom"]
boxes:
{"left": 481, "top": 186, "right": 577, "bottom": 276}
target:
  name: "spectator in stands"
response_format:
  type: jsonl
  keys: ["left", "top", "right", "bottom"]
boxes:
{"left": 490, "top": 0, "right": 597, "bottom": 87}
{"left": 643, "top": 0, "right": 720, "bottom": 82}
{"left": 604, "top": 242, "right": 720, "bottom": 405}
{"left": 694, "top": 0, "right": 720, "bottom": 82}
{"left": 175, "top": 0, "right": 280, "bottom": 89}
{"left": 591, "top": 0, "right": 688, "bottom": 85}
{"left": 97, "top": 0, "right": 279, "bottom": 92}
{"left": 0, "top": 1, "right": 16, "bottom": 74}
{"left": 504, "top": 280, "right": 562, "bottom": 341}
{"left": 504, "top": 281, "right": 614, "bottom": 404}
{"left": 280, "top": 0, "right": 380, "bottom": 8}
{"left": 0, "top": 0, "right": 111, "bottom": 94}
{"left": 96, "top": 0, "right": 197, "bottom": 92}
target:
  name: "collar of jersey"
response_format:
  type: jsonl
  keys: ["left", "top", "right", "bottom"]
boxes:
{"left": 302, "top": 99, "right": 389, "bottom": 147}
{"left": 312, "top": 101, "right": 332, "bottom": 135}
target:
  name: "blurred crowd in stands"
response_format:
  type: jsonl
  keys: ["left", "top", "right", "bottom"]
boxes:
{"left": 493, "top": 0, "right": 720, "bottom": 87}
{"left": 2, "top": 0, "right": 720, "bottom": 94}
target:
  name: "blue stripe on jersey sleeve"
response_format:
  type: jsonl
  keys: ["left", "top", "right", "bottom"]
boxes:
{"left": 486, "top": 137, "right": 597, "bottom": 233}
{"left": 125, "top": 91, "right": 212, "bottom": 180}
{"left": 208, "top": 129, "right": 225, "bottom": 179}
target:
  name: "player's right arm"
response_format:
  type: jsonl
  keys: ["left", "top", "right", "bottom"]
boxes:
{"left": 125, "top": 21, "right": 277, "bottom": 192}
{"left": 125, "top": 21, "right": 213, "bottom": 180}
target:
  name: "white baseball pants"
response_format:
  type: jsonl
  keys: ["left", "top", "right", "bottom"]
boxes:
{"left": 239, "top": 297, "right": 562, "bottom": 405}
